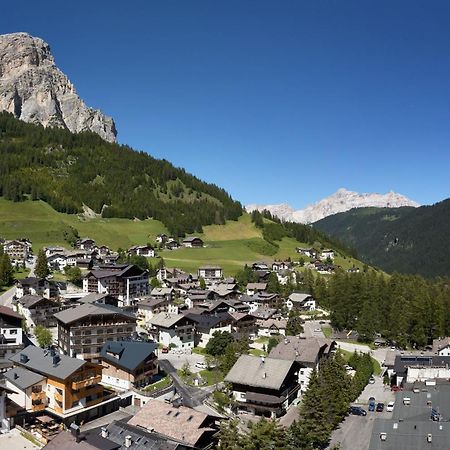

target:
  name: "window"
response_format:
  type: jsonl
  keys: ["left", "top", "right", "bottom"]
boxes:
{"left": 10, "top": 329, "right": 17, "bottom": 335}
{"left": 107, "top": 329, "right": 113, "bottom": 334}
{"left": 97, "top": 329, "right": 104, "bottom": 334}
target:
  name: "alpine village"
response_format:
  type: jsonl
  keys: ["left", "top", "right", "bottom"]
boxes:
{"left": 0, "top": 30, "right": 449, "bottom": 450}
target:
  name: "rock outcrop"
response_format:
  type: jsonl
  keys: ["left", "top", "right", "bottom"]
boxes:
{"left": 0, "top": 32, "right": 116, "bottom": 142}
{"left": 246, "top": 188, "right": 420, "bottom": 223}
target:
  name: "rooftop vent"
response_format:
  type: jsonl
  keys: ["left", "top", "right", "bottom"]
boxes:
{"left": 124, "top": 435, "right": 132, "bottom": 448}
{"left": 101, "top": 427, "right": 108, "bottom": 438}
{"left": 53, "top": 355, "right": 61, "bottom": 366}
{"left": 262, "top": 371, "right": 267, "bottom": 379}
{"left": 19, "top": 353, "right": 29, "bottom": 364}
{"left": 380, "top": 433, "right": 387, "bottom": 441}
{"left": 261, "top": 356, "right": 265, "bottom": 364}
{"left": 13, "top": 372, "right": 19, "bottom": 380}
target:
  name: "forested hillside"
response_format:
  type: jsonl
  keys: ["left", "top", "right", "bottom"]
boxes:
{"left": 0, "top": 112, "right": 242, "bottom": 236}
{"left": 314, "top": 200, "right": 450, "bottom": 277}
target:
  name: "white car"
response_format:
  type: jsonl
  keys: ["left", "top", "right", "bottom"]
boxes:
{"left": 195, "top": 361, "right": 207, "bottom": 369}
{"left": 369, "top": 376, "right": 376, "bottom": 384}
{"left": 386, "top": 401, "right": 395, "bottom": 412}
{"left": 314, "top": 328, "right": 321, "bottom": 332}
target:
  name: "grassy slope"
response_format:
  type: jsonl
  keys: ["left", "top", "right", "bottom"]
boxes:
{"left": 0, "top": 198, "right": 167, "bottom": 251}
{"left": 0, "top": 198, "right": 365, "bottom": 276}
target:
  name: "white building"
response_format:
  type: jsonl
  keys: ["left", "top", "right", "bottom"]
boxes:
{"left": 148, "top": 313, "right": 196, "bottom": 349}
{"left": 198, "top": 266, "right": 223, "bottom": 281}
{"left": 286, "top": 293, "right": 316, "bottom": 311}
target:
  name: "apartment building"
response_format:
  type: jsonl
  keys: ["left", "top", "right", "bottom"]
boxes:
{"left": 54, "top": 303, "right": 137, "bottom": 362}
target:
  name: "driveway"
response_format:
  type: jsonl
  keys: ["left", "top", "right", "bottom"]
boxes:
{"left": 0, "top": 286, "right": 16, "bottom": 308}
{"left": 302, "top": 320, "right": 326, "bottom": 338}
{"left": 158, "top": 360, "right": 212, "bottom": 408}
{"left": 159, "top": 350, "right": 206, "bottom": 373}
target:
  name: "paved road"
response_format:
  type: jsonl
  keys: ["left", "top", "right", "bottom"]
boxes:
{"left": 0, "top": 286, "right": 16, "bottom": 308}
{"left": 302, "top": 320, "right": 326, "bottom": 338}
{"left": 158, "top": 360, "right": 212, "bottom": 408}
{"left": 336, "top": 341, "right": 388, "bottom": 367}
{"left": 159, "top": 351, "right": 206, "bottom": 373}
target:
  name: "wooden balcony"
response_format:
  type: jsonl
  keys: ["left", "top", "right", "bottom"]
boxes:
{"left": 32, "top": 403, "right": 46, "bottom": 412}
{"left": 72, "top": 375, "right": 102, "bottom": 390}
{"left": 54, "top": 391, "right": 63, "bottom": 402}
{"left": 31, "top": 391, "right": 46, "bottom": 401}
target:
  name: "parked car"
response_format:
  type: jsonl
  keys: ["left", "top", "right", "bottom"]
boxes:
{"left": 391, "top": 385, "right": 401, "bottom": 392}
{"left": 161, "top": 346, "right": 169, "bottom": 353}
{"left": 369, "top": 376, "right": 375, "bottom": 384}
{"left": 376, "top": 402, "right": 385, "bottom": 412}
{"left": 350, "top": 406, "right": 367, "bottom": 416}
{"left": 386, "top": 401, "right": 395, "bottom": 412}
{"left": 195, "top": 361, "right": 207, "bottom": 369}
{"left": 314, "top": 328, "right": 321, "bottom": 332}
{"left": 368, "top": 397, "right": 376, "bottom": 412}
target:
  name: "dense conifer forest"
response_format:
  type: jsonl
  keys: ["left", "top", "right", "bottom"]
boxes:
{"left": 0, "top": 112, "right": 242, "bottom": 236}
{"left": 314, "top": 200, "right": 450, "bottom": 277}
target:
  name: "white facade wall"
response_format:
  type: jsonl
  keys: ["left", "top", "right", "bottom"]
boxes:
{"left": 406, "top": 366, "right": 450, "bottom": 383}
{"left": 101, "top": 374, "right": 130, "bottom": 391}
{"left": 438, "top": 347, "right": 450, "bottom": 356}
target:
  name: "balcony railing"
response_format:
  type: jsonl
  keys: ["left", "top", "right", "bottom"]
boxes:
{"left": 31, "top": 391, "right": 46, "bottom": 401}
{"left": 54, "top": 391, "right": 63, "bottom": 402}
{"left": 32, "top": 403, "right": 46, "bottom": 412}
{"left": 72, "top": 375, "right": 102, "bottom": 391}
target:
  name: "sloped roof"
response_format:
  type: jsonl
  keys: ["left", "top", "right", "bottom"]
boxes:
{"left": 269, "top": 336, "right": 333, "bottom": 364}
{"left": 100, "top": 340, "right": 158, "bottom": 372}
{"left": 0, "top": 305, "right": 24, "bottom": 320}
{"left": 288, "top": 293, "right": 314, "bottom": 303}
{"left": 225, "top": 355, "right": 294, "bottom": 390}
{"left": 128, "top": 399, "right": 214, "bottom": 447}
{"left": 17, "top": 294, "right": 56, "bottom": 309}
{"left": 54, "top": 303, "right": 135, "bottom": 325}
{"left": 10, "top": 346, "right": 86, "bottom": 380}
{"left": 4, "top": 366, "right": 46, "bottom": 389}
{"left": 149, "top": 312, "right": 192, "bottom": 328}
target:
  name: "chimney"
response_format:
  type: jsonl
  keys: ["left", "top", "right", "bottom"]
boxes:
{"left": 19, "top": 353, "right": 29, "bottom": 364}
{"left": 13, "top": 372, "right": 19, "bottom": 380}
{"left": 380, "top": 433, "right": 387, "bottom": 441}
{"left": 101, "top": 427, "right": 108, "bottom": 438}
{"left": 124, "top": 435, "right": 132, "bottom": 447}
{"left": 262, "top": 371, "right": 267, "bottom": 379}
{"left": 53, "top": 355, "right": 60, "bottom": 366}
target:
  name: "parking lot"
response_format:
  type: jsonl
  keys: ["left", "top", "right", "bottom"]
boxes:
{"left": 327, "top": 373, "right": 394, "bottom": 450}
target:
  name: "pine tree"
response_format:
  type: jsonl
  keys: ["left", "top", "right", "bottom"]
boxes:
{"left": 0, "top": 253, "right": 14, "bottom": 286}
{"left": 35, "top": 249, "right": 49, "bottom": 279}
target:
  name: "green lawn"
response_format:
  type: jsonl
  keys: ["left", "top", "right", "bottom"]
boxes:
{"left": 142, "top": 376, "right": 171, "bottom": 393}
{"left": 338, "top": 348, "right": 381, "bottom": 376}
{"left": 0, "top": 268, "right": 30, "bottom": 294}
{"left": 0, "top": 197, "right": 167, "bottom": 251}
{"left": 192, "top": 346, "right": 207, "bottom": 355}
{"left": 0, "top": 197, "right": 369, "bottom": 277}
{"left": 322, "top": 326, "right": 333, "bottom": 338}
{"left": 249, "top": 348, "right": 267, "bottom": 357}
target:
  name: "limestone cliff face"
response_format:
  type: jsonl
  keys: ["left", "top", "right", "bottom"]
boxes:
{"left": 0, "top": 32, "right": 116, "bottom": 142}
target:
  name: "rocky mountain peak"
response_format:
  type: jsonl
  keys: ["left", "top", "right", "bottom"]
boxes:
{"left": 246, "top": 188, "right": 420, "bottom": 224}
{"left": 0, "top": 32, "right": 116, "bottom": 142}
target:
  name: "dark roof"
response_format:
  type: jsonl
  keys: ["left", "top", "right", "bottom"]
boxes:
{"left": 0, "top": 305, "right": 23, "bottom": 321}
{"left": 90, "top": 419, "right": 189, "bottom": 450}
{"left": 17, "top": 294, "right": 56, "bottom": 309}
{"left": 10, "top": 346, "right": 86, "bottom": 380}
{"left": 269, "top": 337, "right": 334, "bottom": 364}
{"left": 184, "top": 312, "right": 232, "bottom": 329}
{"left": 182, "top": 237, "right": 203, "bottom": 242}
{"left": 4, "top": 366, "right": 46, "bottom": 390}
{"left": 368, "top": 386, "right": 450, "bottom": 450}
{"left": 86, "top": 264, "right": 146, "bottom": 280}
{"left": 393, "top": 355, "right": 450, "bottom": 376}
{"left": 100, "top": 340, "right": 158, "bottom": 372}
{"left": 42, "top": 430, "right": 120, "bottom": 450}
{"left": 54, "top": 303, "right": 135, "bottom": 325}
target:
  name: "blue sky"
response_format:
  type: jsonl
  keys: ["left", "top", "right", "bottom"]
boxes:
{"left": 1, "top": 1, "right": 449, "bottom": 208}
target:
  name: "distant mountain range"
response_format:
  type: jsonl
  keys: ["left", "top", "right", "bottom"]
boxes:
{"left": 0, "top": 32, "right": 116, "bottom": 142}
{"left": 314, "top": 199, "right": 450, "bottom": 277}
{"left": 246, "top": 188, "right": 420, "bottom": 223}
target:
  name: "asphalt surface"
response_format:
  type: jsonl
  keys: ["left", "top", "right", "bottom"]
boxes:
{"left": 158, "top": 359, "right": 211, "bottom": 408}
